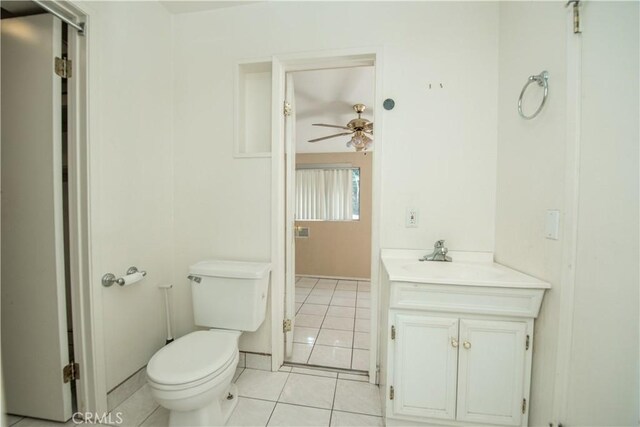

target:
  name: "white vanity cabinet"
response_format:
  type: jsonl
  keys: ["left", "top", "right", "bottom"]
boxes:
{"left": 391, "top": 314, "right": 528, "bottom": 425}
{"left": 380, "top": 252, "right": 549, "bottom": 427}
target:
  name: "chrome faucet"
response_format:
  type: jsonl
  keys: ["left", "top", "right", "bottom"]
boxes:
{"left": 420, "top": 239, "right": 452, "bottom": 262}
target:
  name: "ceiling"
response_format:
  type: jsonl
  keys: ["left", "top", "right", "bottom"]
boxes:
{"left": 1, "top": 1, "right": 43, "bottom": 17}
{"left": 160, "top": 1, "right": 262, "bottom": 15}
{"left": 293, "top": 66, "right": 375, "bottom": 154}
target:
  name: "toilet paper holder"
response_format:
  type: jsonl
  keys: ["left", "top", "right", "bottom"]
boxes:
{"left": 102, "top": 266, "right": 147, "bottom": 287}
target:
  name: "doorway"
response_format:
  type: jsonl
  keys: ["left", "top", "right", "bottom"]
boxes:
{"left": 283, "top": 66, "right": 375, "bottom": 372}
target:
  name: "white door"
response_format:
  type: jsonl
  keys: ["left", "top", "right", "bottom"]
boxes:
{"left": 456, "top": 319, "right": 526, "bottom": 426}
{"left": 283, "top": 73, "right": 296, "bottom": 358}
{"left": 392, "top": 314, "right": 459, "bottom": 420}
{"left": 1, "top": 14, "right": 73, "bottom": 421}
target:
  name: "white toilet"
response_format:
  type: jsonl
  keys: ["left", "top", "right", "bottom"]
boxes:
{"left": 146, "top": 260, "right": 271, "bottom": 427}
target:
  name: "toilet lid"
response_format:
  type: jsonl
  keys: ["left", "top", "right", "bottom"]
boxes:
{"left": 147, "top": 330, "right": 238, "bottom": 386}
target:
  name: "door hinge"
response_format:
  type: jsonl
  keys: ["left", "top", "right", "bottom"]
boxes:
{"left": 283, "top": 101, "right": 292, "bottom": 117}
{"left": 526, "top": 334, "right": 530, "bottom": 350}
{"left": 566, "top": 0, "right": 581, "bottom": 34}
{"left": 391, "top": 325, "right": 396, "bottom": 340}
{"left": 55, "top": 57, "right": 72, "bottom": 78}
{"left": 389, "top": 385, "right": 395, "bottom": 400}
{"left": 63, "top": 362, "right": 80, "bottom": 383}
{"left": 522, "top": 398, "right": 527, "bottom": 414}
{"left": 283, "top": 318, "right": 292, "bottom": 332}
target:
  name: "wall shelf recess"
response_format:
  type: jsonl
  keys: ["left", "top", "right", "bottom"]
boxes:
{"left": 234, "top": 60, "right": 272, "bottom": 158}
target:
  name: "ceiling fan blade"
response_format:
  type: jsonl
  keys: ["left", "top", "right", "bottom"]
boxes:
{"left": 312, "top": 123, "right": 351, "bottom": 130}
{"left": 364, "top": 122, "right": 374, "bottom": 130}
{"left": 308, "top": 132, "right": 353, "bottom": 143}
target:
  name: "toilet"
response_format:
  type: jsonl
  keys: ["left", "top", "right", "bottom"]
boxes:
{"left": 146, "top": 260, "right": 271, "bottom": 427}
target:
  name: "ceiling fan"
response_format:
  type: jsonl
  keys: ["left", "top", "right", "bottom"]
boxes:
{"left": 308, "top": 103, "right": 373, "bottom": 151}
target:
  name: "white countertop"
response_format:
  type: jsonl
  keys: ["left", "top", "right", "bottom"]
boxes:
{"left": 381, "top": 249, "right": 551, "bottom": 289}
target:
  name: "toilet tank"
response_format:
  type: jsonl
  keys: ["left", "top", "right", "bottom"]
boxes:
{"left": 189, "top": 260, "right": 271, "bottom": 331}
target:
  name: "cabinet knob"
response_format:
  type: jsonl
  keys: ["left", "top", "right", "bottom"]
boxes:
{"left": 451, "top": 338, "right": 459, "bottom": 348}
{"left": 463, "top": 341, "right": 471, "bottom": 349}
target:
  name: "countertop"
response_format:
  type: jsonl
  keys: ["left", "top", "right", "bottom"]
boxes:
{"left": 381, "top": 249, "right": 551, "bottom": 289}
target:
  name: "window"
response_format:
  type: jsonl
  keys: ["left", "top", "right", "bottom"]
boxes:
{"left": 296, "top": 167, "right": 360, "bottom": 221}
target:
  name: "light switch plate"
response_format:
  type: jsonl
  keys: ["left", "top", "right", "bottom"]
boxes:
{"left": 406, "top": 208, "right": 419, "bottom": 228}
{"left": 545, "top": 210, "right": 560, "bottom": 240}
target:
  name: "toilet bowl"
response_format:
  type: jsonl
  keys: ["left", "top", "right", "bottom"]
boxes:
{"left": 147, "top": 330, "right": 241, "bottom": 426}
{"left": 146, "top": 260, "right": 271, "bottom": 427}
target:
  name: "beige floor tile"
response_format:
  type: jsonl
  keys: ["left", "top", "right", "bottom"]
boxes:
{"left": 327, "top": 306, "right": 356, "bottom": 318}
{"left": 226, "top": 397, "right": 276, "bottom": 427}
{"left": 352, "top": 349, "right": 369, "bottom": 371}
{"left": 112, "top": 384, "right": 159, "bottom": 427}
{"left": 285, "top": 342, "right": 314, "bottom": 364}
{"left": 298, "top": 303, "right": 329, "bottom": 316}
{"left": 333, "top": 290, "right": 357, "bottom": 299}
{"left": 296, "top": 314, "right": 324, "bottom": 328}
{"left": 330, "top": 411, "right": 383, "bottom": 427}
{"left": 140, "top": 406, "right": 169, "bottom": 427}
{"left": 279, "top": 373, "right": 337, "bottom": 409}
{"left": 267, "top": 403, "right": 330, "bottom": 427}
{"left": 333, "top": 380, "right": 382, "bottom": 416}
{"left": 321, "top": 316, "right": 354, "bottom": 331}
{"left": 355, "top": 318, "right": 370, "bottom": 332}
{"left": 354, "top": 332, "right": 370, "bottom": 350}
{"left": 306, "top": 295, "right": 332, "bottom": 305}
{"left": 336, "top": 280, "right": 357, "bottom": 290}
{"left": 356, "top": 308, "right": 370, "bottom": 319}
{"left": 293, "top": 326, "right": 319, "bottom": 345}
{"left": 330, "top": 297, "right": 356, "bottom": 307}
{"left": 235, "top": 369, "right": 289, "bottom": 401}
{"left": 316, "top": 329, "right": 353, "bottom": 348}
{"left": 308, "top": 345, "right": 352, "bottom": 369}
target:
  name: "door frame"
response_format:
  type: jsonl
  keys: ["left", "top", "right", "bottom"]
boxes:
{"left": 551, "top": 4, "right": 583, "bottom": 424}
{"left": 45, "top": 0, "right": 107, "bottom": 415}
{"left": 270, "top": 47, "right": 385, "bottom": 382}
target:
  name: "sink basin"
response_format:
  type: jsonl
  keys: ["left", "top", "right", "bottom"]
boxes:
{"left": 382, "top": 253, "right": 550, "bottom": 289}
{"left": 402, "top": 261, "right": 510, "bottom": 281}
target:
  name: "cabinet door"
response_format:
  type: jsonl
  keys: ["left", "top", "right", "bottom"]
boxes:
{"left": 393, "top": 314, "right": 459, "bottom": 420}
{"left": 456, "top": 319, "right": 527, "bottom": 426}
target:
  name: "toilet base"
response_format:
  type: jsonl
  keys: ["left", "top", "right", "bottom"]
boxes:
{"left": 168, "top": 383, "right": 239, "bottom": 427}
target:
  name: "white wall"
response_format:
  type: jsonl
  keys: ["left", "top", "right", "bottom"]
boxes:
{"left": 495, "top": 3, "right": 567, "bottom": 425}
{"left": 496, "top": 2, "right": 640, "bottom": 425}
{"left": 170, "top": 1, "right": 499, "bottom": 353}
{"left": 565, "top": 2, "right": 639, "bottom": 424}
{"left": 86, "top": 1, "right": 174, "bottom": 391}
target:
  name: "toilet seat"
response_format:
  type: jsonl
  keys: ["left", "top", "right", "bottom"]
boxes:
{"left": 147, "top": 330, "right": 239, "bottom": 388}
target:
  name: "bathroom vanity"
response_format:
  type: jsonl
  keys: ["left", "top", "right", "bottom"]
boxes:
{"left": 379, "top": 250, "right": 550, "bottom": 427}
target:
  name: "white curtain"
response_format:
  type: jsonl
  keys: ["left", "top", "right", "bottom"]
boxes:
{"left": 296, "top": 168, "right": 353, "bottom": 220}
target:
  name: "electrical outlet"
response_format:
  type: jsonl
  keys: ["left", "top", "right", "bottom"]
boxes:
{"left": 406, "top": 208, "right": 419, "bottom": 228}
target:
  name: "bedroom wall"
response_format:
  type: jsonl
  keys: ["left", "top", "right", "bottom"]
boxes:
{"left": 295, "top": 152, "right": 372, "bottom": 279}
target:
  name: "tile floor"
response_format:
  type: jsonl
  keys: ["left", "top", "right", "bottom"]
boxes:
{"left": 5, "top": 366, "right": 383, "bottom": 427}
{"left": 288, "top": 278, "right": 371, "bottom": 371}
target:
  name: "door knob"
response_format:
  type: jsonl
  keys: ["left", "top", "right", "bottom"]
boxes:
{"left": 463, "top": 341, "right": 471, "bottom": 349}
{"left": 451, "top": 338, "right": 459, "bottom": 348}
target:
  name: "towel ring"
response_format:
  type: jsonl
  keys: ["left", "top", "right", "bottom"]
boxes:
{"left": 518, "top": 70, "right": 549, "bottom": 120}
